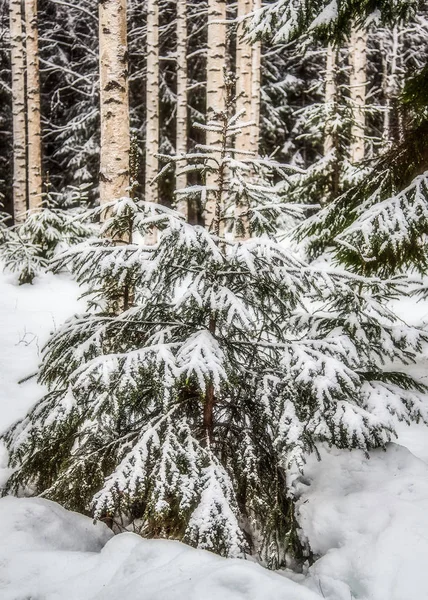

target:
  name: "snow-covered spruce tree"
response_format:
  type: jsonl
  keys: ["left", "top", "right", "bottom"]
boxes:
{"left": 295, "top": 65, "right": 428, "bottom": 276}
{"left": 0, "top": 197, "right": 95, "bottom": 284}
{"left": 281, "top": 43, "right": 369, "bottom": 208}
{"left": 3, "top": 96, "right": 428, "bottom": 569}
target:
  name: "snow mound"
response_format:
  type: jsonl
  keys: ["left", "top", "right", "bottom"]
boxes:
{"left": 0, "top": 496, "right": 113, "bottom": 552}
{"left": 296, "top": 443, "right": 428, "bottom": 600}
{"left": 0, "top": 496, "right": 320, "bottom": 600}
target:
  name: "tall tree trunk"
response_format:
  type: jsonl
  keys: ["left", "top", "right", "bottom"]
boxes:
{"left": 382, "top": 26, "right": 402, "bottom": 146}
{"left": 323, "top": 44, "right": 340, "bottom": 202}
{"left": 10, "top": 0, "right": 27, "bottom": 222}
{"left": 145, "top": 0, "right": 159, "bottom": 205}
{"left": 236, "top": 0, "right": 252, "bottom": 150}
{"left": 250, "top": 0, "right": 261, "bottom": 152}
{"left": 235, "top": 0, "right": 253, "bottom": 240}
{"left": 176, "top": 0, "right": 188, "bottom": 219}
{"left": 205, "top": 0, "right": 227, "bottom": 232}
{"left": 24, "top": 0, "right": 43, "bottom": 210}
{"left": 99, "top": 0, "right": 130, "bottom": 208}
{"left": 323, "top": 44, "right": 336, "bottom": 158}
{"left": 349, "top": 26, "right": 367, "bottom": 164}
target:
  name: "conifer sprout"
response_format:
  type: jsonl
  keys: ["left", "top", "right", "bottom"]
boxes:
{"left": 0, "top": 205, "right": 11, "bottom": 240}
{"left": 3, "top": 97, "right": 428, "bottom": 570}
{"left": 0, "top": 192, "right": 96, "bottom": 284}
{"left": 159, "top": 74, "right": 307, "bottom": 238}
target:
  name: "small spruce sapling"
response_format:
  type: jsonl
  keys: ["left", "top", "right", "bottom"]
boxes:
{"left": 0, "top": 191, "right": 95, "bottom": 284}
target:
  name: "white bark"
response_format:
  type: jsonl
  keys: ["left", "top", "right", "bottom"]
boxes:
{"left": 24, "top": 0, "right": 43, "bottom": 210}
{"left": 323, "top": 44, "right": 336, "bottom": 157}
{"left": 349, "top": 27, "right": 367, "bottom": 164}
{"left": 10, "top": 0, "right": 27, "bottom": 221}
{"left": 99, "top": 0, "right": 130, "bottom": 207}
{"left": 176, "top": 0, "right": 188, "bottom": 219}
{"left": 236, "top": 0, "right": 252, "bottom": 152}
{"left": 145, "top": 0, "right": 159, "bottom": 205}
{"left": 205, "top": 0, "right": 227, "bottom": 232}
{"left": 250, "top": 0, "right": 261, "bottom": 151}
{"left": 235, "top": 0, "right": 253, "bottom": 240}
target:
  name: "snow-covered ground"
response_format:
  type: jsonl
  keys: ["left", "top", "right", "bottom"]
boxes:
{"left": 0, "top": 270, "right": 85, "bottom": 486}
{"left": 0, "top": 496, "right": 320, "bottom": 600}
{"left": 0, "top": 267, "right": 427, "bottom": 599}
{"left": 296, "top": 444, "right": 428, "bottom": 600}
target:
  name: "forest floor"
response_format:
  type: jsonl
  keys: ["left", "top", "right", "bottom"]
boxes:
{"left": 0, "top": 266, "right": 428, "bottom": 600}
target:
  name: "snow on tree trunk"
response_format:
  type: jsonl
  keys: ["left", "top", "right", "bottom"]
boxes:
{"left": 205, "top": 0, "right": 227, "bottom": 232}
{"left": 176, "top": 0, "right": 188, "bottom": 219}
{"left": 10, "top": 0, "right": 27, "bottom": 222}
{"left": 235, "top": 0, "right": 253, "bottom": 240}
{"left": 24, "top": 0, "right": 43, "bottom": 211}
{"left": 99, "top": 0, "right": 130, "bottom": 208}
{"left": 323, "top": 43, "right": 337, "bottom": 158}
{"left": 349, "top": 26, "right": 367, "bottom": 164}
{"left": 145, "top": 0, "right": 159, "bottom": 206}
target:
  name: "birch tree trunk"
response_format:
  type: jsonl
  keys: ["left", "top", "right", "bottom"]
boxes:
{"left": 235, "top": 0, "right": 253, "bottom": 239}
{"left": 323, "top": 44, "right": 336, "bottom": 157}
{"left": 99, "top": 0, "right": 130, "bottom": 208}
{"left": 349, "top": 26, "right": 367, "bottom": 164}
{"left": 176, "top": 0, "right": 188, "bottom": 219}
{"left": 24, "top": 0, "right": 43, "bottom": 210}
{"left": 250, "top": 0, "right": 261, "bottom": 152}
{"left": 236, "top": 0, "right": 252, "bottom": 151}
{"left": 10, "top": 0, "right": 27, "bottom": 221}
{"left": 145, "top": 0, "right": 159, "bottom": 205}
{"left": 205, "top": 0, "right": 227, "bottom": 232}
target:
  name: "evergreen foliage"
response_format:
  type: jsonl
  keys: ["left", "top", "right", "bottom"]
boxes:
{"left": 3, "top": 109, "right": 428, "bottom": 568}
{"left": 0, "top": 203, "right": 95, "bottom": 284}
{"left": 295, "top": 69, "right": 428, "bottom": 276}
{"left": 251, "top": 0, "right": 418, "bottom": 45}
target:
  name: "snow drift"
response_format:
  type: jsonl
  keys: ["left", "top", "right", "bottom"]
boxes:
{"left": 296, "top": 443, "right": 428, "bottom": 600}
{"left": 0, "top": 496, "right": 319, "bottom": 600}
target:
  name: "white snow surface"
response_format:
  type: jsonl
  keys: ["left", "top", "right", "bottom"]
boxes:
{"left": 0, "top": 266, "right": 428, "bottom": 599}
{"left": 0, "top": 497, "right": 319, "bottom": 600}
{"left": 295, "top": 444, "right": 428, "bottom": 600}
{"left": 0, "top": 270, "right": 85, "bottom": 432}
{"left": 0, "top": 269, "right": 86, "bottom": 486}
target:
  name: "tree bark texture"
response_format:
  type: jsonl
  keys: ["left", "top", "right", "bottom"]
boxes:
{"left": 145, "top": 0, "right": 159, "bottom": 206}
{"left": 175, "top": 0, "right": 188, "bottom": 219}
{"left": 25, "top": 0, "right": 43, "bottom": 210}
{"left": 250, "top": 0, "right": 261, "bottom": 152}
{"left": 349, "top": 27, "right": 367, "bottom": 164}
{"left": 323, "top": 44, "right": 337, "bottom": 158}
{"left": 99, "top": 0, "right": 130, "bottom": 208}
{"left": 236, "top": 0, "right": 252, "bottom": 152}
{"left": 205, "top": 0, "right": 227, "bottom": 232}
{"left": 235, "top": 0, "right": 254, "bottom": 240}
{"left": 10, "top": 0, "right": 27, "bottom": 221}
